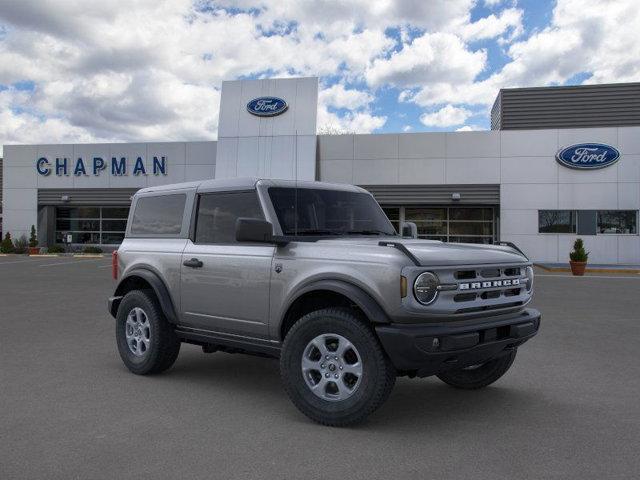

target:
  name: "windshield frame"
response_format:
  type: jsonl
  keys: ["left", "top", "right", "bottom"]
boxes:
{"left": 264, "top": 185, "right": 398, "bottom": 238}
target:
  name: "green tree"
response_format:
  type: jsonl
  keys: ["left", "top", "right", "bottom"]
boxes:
{"left": 29, "top": 225, "right": 38, "bottom": 248}
{"left": 1, "top": 232, "right": 15, "bottom": 253}
{"left": 569, "top": 238, "right": 589, "bottom": 262}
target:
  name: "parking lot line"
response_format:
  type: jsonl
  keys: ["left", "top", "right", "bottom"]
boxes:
{"left": 38, "top": 258, "right": 106, "bottom": 267}
{"left": 0, "top": 257, "right": 54, "bottom": 265}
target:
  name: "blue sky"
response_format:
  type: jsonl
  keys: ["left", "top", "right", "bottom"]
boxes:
{"left": 0, "top": 0, "right": 638, "bottom": 150}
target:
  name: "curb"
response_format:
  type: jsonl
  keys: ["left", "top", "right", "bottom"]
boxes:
{"left": 72, "top": 254, "right": 105, "bottom": 258}
{"left": 535, "top": 263, "right": 640, "bottom": 275}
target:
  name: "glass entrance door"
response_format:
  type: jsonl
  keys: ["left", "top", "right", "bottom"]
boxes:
{"left": 55, "top": 206, "right": 129, "bottom": 245}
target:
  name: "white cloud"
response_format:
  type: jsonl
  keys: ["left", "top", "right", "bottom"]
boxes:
{"left": 404, "top": 0, "right": 640, "bottom": 110}
{"left": 420, "top": 105, "right": 472, "bottom": 127}
{"left": 317, "top": 105, "right": 386, "bottom": 134}
{"left": 402, "top": 125, "right": 413, "bottom": 132}
{"left": 319, "top": 84, "right": 373, "bottom": 110}
{"left": 0, "top": 0, "right": 638, "bottom": 147}
{"left": 459, "top": 7, "right": 523, "bottom": 42}
{"left": 456, "top": 125, "right": 484, "bottom": 131}
{"left": 366, "top": 32, "right": 486, "bottom": 88}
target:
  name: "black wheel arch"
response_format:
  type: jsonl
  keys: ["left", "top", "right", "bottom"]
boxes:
{"left": 110, "top": 268, "right": 178, "bottom": 323}
{"left": 280, "top": 279, "right": 390, "bottom": 340}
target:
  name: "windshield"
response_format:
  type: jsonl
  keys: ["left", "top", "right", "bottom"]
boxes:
{"left": 268, "top": 187, "right": 397, "bottom": 236}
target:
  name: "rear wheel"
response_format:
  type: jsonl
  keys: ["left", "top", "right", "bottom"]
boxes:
{"left": 436, "top": 350, "right": 517, "bottom": 390}
{"left": 116, "top": 290, "right": 180, "bottom": 375}
{"left": 280, "top": 308, "right": 396, "bottom": 426}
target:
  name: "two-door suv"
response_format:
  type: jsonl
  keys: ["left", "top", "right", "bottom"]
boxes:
{"left": 109, "top": 178, "right": 540, "bottom": 426}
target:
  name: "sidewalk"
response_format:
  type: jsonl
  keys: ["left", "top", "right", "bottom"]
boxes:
{"left": 535, "top": 263, "right": 640, "bottom": 274}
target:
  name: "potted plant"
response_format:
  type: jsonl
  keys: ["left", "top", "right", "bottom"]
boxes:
{"left": 1, "top": 232, "right": 15, "bottom": 253}
{"left": 569, "top": 238, "right": 589, "bottom": 276}
{"left": 28, "top": 225, "right": 40, "bottom": 255}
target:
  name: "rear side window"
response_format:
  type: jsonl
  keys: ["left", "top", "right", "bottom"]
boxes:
{"left": 195, "top": 191, "right": 263, "bottom": 244}
{"left": 130, "top": 194, "right": 186, "bottom": 235}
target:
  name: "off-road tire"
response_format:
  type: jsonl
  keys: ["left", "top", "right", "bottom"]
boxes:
{"left": 116, "top": 289, "right": 180, "bottom": 375}
{"left": 436, "top": 349, "right": 517, "bottom": 390}
{"left": 280, "top": 308, "right": 396, "bottom": 427}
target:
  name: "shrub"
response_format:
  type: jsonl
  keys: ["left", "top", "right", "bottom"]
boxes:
{"left": 29, "top": 225, "right": 38, "bottom": 248}
{"left": 13, "top": 235, "right": 29, "bottom": 254}
{"left": 569, "top": 238, "right": 589, "bottom": 262}
{"left": 47, "top": 245, "right": 66, "bottom": 254}
{"left": 82, "top": 246, "right": 103, "bottom": 254}
{"left": 1, "top": 233, "right": 15, "bottom": 253}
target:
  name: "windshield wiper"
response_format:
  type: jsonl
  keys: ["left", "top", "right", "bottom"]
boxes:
{"left": 288, "top": 229, "right": 344, "bottom": 236}
{"left": 346, "top": 230, "right": 395, "bottom": 236}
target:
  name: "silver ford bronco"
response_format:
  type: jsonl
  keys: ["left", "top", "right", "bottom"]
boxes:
{"left": 108, "top": 178, "right": 540, "bottom": 426}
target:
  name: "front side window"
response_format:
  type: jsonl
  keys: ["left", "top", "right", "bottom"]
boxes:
{"left": 268, "top": 187, "right": 396, "bottom": 236}
{"left": 597, "top": 210, "right": 637, "bottom": 234}
{"left": 130, "top": 194, "right": 186, "bottom": 235}
{"left": 195, "top": 191, "right": 264, "bottom": 244}
{"left": 538, "top": 210, "right": 577, "bottom": 233}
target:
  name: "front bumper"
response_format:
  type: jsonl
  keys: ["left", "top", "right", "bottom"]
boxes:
{"left": 375, "top": 308, "right": 541, "bottom": 377}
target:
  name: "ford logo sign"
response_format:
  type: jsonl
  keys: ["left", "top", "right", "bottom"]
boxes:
{"left": 556, "top": 143, "right": 620, "bottom": 170}
{"left": 246, "top": 97, "right": 288, "bottom": 117}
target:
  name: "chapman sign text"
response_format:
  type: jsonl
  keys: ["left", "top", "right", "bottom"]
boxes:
{"left": 36, "top": 156, "right": 168, "bottom": 176}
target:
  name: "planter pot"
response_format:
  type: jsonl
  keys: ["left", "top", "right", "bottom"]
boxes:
{"left": 570, "top": 260, "right": 587, "bottom": 276}
{"left": 28, "top": 247, "right": 41, "bottom": 255}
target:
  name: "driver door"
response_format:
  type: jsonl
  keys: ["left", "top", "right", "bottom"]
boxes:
{"left": 180, "top": 190, "right": 275, "bottom": 339}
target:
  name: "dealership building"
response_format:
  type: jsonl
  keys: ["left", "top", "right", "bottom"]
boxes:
{"left": 1, "top": 78, "right": 639, "bottom": 264}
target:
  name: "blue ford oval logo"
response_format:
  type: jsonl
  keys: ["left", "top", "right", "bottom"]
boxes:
{"left": 556, "top": 143, "right": 620, "bottom": 170}
{"left": 246, "top": 97, "right": 288, "bottom": 117}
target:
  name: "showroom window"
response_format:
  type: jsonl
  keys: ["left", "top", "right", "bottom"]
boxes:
{"left": 538, "top": 210, "right": 577, "bottom": 233}
{"left": 384, "top": 206, "right": 496, "bottom": 244}
{"left": 382, "top": 207, "right": 400, "bottom": 234}
{"left": 597, "top": 210, "right": 638, "bottom": 234}
{"left": 538, "top": 210, "right": 638, "bottom": 235}
{"left": 55, "top": 206, "right": 129, "bottom": 245}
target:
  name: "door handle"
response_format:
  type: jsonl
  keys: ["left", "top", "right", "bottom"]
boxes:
{"left": 183, "top": 258, "right": 203, "bottom": 268}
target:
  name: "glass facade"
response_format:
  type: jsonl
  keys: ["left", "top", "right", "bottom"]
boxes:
{"left": 538, "top": 210, "right": 577, "bottom": 233}
{"left": 55, "top": 206, "right": 129, "bottom": 245}
{"left": 538, "top": 210, "right": 638, "bottom": 235}
{"left": 382, "top": 206, "right": 496, "bottom": 244}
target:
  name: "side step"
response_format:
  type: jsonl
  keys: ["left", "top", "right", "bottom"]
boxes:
{"left": 174, "top": 325, "right": 281, "bottom": 358}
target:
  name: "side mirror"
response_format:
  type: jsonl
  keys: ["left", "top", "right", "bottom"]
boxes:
{"left": 401, "top": 222, "right": 418, "bottom": 239}
{"left": 236, "top": 218, "right": 274, "bottom": 243}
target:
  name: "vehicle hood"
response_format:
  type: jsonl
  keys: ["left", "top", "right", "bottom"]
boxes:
{"left": 316, "top": 237, "right": 528, "bottom": 266}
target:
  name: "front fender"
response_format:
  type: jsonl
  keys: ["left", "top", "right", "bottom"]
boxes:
{"left": 283, "top": 279, "right": 391, "bottom": 325}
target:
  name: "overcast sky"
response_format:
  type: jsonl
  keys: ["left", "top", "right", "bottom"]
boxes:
{"left": 0, "top": 0, "right": 638, "bottom": 154}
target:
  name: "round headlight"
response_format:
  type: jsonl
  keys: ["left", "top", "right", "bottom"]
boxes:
{"left": 414, "top": 272, "right": 439, "bottom": 305}
{"left": 525, "top": 266, "right": 534, "bottom": 292}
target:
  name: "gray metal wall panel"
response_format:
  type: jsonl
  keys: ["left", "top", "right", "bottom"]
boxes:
{"left": 360, "top": 184, "right": 500, "bottom": 205}
{"left": 491, "top": 83, "right": 640, "bottom": 130}
{"left": 577, "top": 210, "right": 597, "bottom": 235}
{"left": 38, "top": 188, "right": 139, "bottom": 206}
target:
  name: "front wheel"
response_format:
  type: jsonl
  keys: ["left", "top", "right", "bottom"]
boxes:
{"left": 280, "top": 308, "right": 396, "bottom": 427}
{"left": 436, "top": 349, "right": 517, "bottom": 390}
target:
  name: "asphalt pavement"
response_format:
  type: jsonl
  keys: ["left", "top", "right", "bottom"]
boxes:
{"left": 1, "top": 255, "right": 639, "bottom": 479}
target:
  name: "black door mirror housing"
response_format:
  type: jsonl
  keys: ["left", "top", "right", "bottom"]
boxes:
{"left": 236, "top": 218, "right": 274, "bottom": 243}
